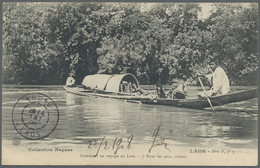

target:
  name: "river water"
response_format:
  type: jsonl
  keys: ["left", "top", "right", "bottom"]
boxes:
{"left": 2, "top": 85, "right": 258, "bottom": 153}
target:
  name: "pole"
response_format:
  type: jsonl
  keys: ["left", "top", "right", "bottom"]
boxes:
{"left": 198, "top": 77, "right": 215, "bottom": 112}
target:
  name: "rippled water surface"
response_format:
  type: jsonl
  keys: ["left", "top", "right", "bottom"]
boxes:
{"left": 2, "top": 85, "right": 258, "bottom": 150}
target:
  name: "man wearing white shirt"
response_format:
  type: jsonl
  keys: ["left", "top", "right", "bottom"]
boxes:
{"left": 198, "top": 61, "right": 230, "bottom": 97}
{"left": 66, "top": 73, "right": 76, "bottom": 87}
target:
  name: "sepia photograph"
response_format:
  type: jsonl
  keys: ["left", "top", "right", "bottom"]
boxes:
{"left": 2, "top": 2, "right": 258, "bottom": 166}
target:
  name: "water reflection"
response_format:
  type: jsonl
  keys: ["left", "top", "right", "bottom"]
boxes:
{"left": 63, "top": 91, "right": 257, "bottom": 149}
{"left": 66, "top": 93, "right": 76, "bottom": 105}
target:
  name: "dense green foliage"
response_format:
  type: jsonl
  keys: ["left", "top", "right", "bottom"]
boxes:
{"left": 3, "top": 3, "right": 258, "bottom": 85}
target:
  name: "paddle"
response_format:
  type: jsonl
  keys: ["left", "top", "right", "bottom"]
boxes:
{"left": 198, "top": 77, "right": 215, "bottom": 112}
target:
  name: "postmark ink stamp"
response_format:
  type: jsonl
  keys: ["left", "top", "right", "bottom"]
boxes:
{"left": 12, "top": 93, "right": 59, "bottom": 140}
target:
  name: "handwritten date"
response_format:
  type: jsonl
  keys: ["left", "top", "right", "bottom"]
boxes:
{"left": 88, "top": 135, "right": 133, "bottom": 157}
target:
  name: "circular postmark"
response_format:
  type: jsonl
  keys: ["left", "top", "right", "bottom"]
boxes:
{"left": 12, "top": 137, "right": 21, "bottom": 146}
{"left": 12, "top": 93, "right": 59, "bottom": 140}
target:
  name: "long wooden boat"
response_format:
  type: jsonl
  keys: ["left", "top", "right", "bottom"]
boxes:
{"left": 64, "top": 73, "right": 257, "bottom": 109}
{"left": 63, "top": 85, "right": 258, "bottom": 110}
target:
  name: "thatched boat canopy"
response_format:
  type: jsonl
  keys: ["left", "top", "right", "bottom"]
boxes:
{"left": 82, "top": 73, "right": 139, "bottom": 93}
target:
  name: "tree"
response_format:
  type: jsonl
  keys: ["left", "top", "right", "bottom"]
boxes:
{"left": 3, "top": 3, "right": 52, "bottom": 84}
{"left": 208, "top": 4, "right": 258, "bottom": 85}
{"left": 3, "top": 3, "right": 258, "bottom": 85}
{"left": 44, "top": 3, "right": 104, "bottom": 84}
{"left": 98, "top": 3, "right": 203, "bottom": 84}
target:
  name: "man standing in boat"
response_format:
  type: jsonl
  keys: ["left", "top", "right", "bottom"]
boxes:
{"left": 197, "top": 60, "right": 230, "bottom": 97}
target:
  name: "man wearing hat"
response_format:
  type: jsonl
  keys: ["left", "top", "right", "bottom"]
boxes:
{"left": 198, "top": 61, "right": 230, "bottom": 97}
{"left": 66, "top": 73, "right": 76, "bottom": 87}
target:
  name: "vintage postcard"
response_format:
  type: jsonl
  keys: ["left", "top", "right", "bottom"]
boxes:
{"left": 2, "top": 2, "right": 258, "bottom": 166}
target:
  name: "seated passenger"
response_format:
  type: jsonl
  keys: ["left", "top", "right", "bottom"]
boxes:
{"left": 120, "top": 81, "right": 128, "bottom": 93}
{"left": 155, "top": 83, "right": 166, "bottom": 98}
{"left": 167, "top": 79, "right": 187, "bottom": 99}
{"left": 66, "top": 73, "right": 76, "bottom": 87}
{"left": 131, "top": 83, "right": 145, "bottom": 94}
